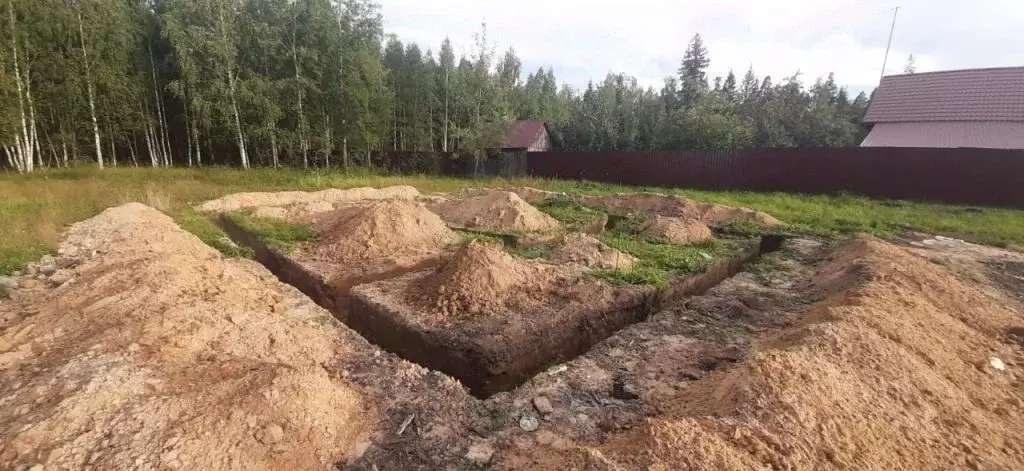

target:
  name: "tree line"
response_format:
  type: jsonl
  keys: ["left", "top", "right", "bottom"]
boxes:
{"left": 1, "top": 0, "right": 871, "bottom": 173}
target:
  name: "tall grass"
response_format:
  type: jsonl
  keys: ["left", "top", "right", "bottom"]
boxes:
{"left": 2, "top": 165, "right": 1024, "bottom": 274}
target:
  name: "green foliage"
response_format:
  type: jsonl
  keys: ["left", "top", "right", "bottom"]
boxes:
{"left": 534, "top": 199, "right": 606, "bottom": 228}
{"left": 224, "top": 211, "right": 313, "bottom": 253}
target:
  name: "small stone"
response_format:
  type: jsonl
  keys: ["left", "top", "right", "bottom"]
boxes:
{"left": 0, "top": 276, "right": 18, "bottom": 291}
{"left": 272, "top": 303, "right": 285, "bottom": 314}
{"left": 49, "top": 269, "right": 73, "bottom": 285}
{"left": 533, "top": 396, "right": 554, "bottom": 415}
{"left": 519, "top": 413, "right": 539, "bottom": 432}
{"left": 261, "top": 424, "right": 284, "bottom": 444}
{"left": 465, "top": 441, "right": 495, "bottom": 464}
{"left": 38, "top": 264, "right": 57, "bottom": 276}
{"left": 612, "top": 379, "right": 640, "bottom": 400}
{"left": 127, "top": 343, "right": 141, "bottom": 353}
{"left": 989, "top": 357, "right": 1006, "bottom": 371}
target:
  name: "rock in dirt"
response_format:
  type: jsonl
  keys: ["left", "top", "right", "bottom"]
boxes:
{"left": 611, "top": 379, "right": 640, "bottom": 400}
{"left": 429, "top": 191, "right": 560, "bottom": 232}
{"left": 548, "top": 233, "right": 636, "bottom": 270}
{"left": 989, "top": 357, "right": 1006, "bottom": 371}
{"left": 48, "top": 269, "right": 73, "bottom": 286}
{"left": 533, "top": 396, "right": 554, "bottom": 415}
{"left": 259, "top": 424, "right": 285, "bottom": 444}
{"left": 0, "top": 277, "right": 17, "bottom": 291}
{"left": 640, "top": 216, "right": 714, "bottom": 244}
{"left": 519, "top": 413, "right": 540, "bottom": 432}
{"left": 465, "top": 441, "right": 496, "bottom": 463}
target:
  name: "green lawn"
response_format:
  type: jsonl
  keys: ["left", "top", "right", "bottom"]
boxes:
{"left": 1, "top": 165, "right": 1023, "bottom": 274}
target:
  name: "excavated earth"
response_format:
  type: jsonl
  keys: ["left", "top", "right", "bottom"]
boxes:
{"left": 2, "top": 187, "right": 1024, "bottom": 470}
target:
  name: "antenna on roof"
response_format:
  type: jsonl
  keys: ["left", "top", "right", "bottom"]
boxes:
{"left": 879, "top": 6, "right": 900, "bottom": 84}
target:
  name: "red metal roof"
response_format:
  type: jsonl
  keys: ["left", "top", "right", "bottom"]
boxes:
{"left": 502, "top": 120, "right": 548, "bottom": 149}
{"left": 861, "top": 121, "right": 1024, "bottom": 149}
{"left": 863, "top": 67, "right": 1024, "bottom": 123}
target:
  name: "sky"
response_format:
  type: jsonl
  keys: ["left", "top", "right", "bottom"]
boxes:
{"left": 381, "top": 0, "right": 1024, "bottom": 95}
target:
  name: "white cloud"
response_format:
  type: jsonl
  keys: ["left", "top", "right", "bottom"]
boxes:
{"left": 381, "top": 0, "right": 1024, "bottom": 93}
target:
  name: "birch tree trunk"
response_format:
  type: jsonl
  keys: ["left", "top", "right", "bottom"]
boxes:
{"left": 291, "top": 8, "right": 307, "bottom": 169}
{"left": 78, "top": 12, "right": 103, "bottom": 169}
{"left": 8, "top": 0, "right": 33, "bottom": 173}
{"left": 269, "top": 122, "right": 279, "bottom": 168}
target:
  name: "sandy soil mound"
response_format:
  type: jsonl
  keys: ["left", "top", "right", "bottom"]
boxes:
{"left": 0, "top": 204, "right": 374, "bottom": 470}
{"left": 430, "top": 191, "right": 560, "bottom": 232}
{"left": 641, "top": 215, "right": 714, "bottom": 244}
{"left": 548, "top": 233, "right": 636, "bottom": 270}
{"left": 583, "top": 193, "right": 782, "bottom": 227}
{"left": 302, "top": 200, "right": 457, "bottom": 262}
{"left": 573, "top": 235, "right": 1024, "bottom": 469}
{"left": 427, "top": 241, "right": 553, "bottom": 318}
{"left": 198, "top": 185, "right": 420, "bottom": 214}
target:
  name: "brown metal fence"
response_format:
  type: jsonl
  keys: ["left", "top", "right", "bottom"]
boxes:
{"left": 527, "top": 148, "right": 1024, "bottom": 209}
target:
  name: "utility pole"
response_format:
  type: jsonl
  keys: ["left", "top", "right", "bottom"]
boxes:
{"left": 879, "top": 6, "right": 900, "bottom": 84}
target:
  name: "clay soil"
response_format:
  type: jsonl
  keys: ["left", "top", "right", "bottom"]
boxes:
{"left": 0, "top": 203, "right": 480, "bottom": 470}
{"left": 428, "top": 190, "right": 561, "bottom": 232}
{"left": 348, "top": 242, "right": 655, "bottom": 396}
{"left": 5, "top": 187, "right": 1024, "bottom": 471}
{"left": 582, "top": 192, "right": 783, "bottom": 227}
{"left": 287, "top": 200, "right": 459, "bottom": 302}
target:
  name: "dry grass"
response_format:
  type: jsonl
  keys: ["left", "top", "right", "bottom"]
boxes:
{"left": 3, "top": 165, "right": 1024, "bottom": 274}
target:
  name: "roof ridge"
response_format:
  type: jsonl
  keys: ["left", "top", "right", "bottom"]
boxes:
{"left": 884, "top": 66, "right": 1024, "bottom": 80}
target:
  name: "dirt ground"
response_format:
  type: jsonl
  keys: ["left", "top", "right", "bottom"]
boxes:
{"left": 3, "top": 187, "right": 1024, "bottom": 470}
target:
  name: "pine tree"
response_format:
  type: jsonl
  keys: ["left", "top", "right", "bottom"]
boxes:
{"left": 677, "top": 33, "right": 710, "bottom": 108}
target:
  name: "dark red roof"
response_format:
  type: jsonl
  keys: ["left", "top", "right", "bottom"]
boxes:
{"left": 863, "top": 67, "right": 1024, "bottom": 123}
{"left": 502, "top": 120, "right": 548, "bottom": 148}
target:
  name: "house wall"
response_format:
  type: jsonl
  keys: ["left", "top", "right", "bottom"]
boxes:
{"left": 862, "top": 121, "right": 1024, "bottom": 149}
{"left": 527, "top": 128, "right": 552, "bottom": 152}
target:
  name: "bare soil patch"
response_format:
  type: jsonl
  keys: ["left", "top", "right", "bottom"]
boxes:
{"left": 582, "top": 192, "right": 783, "bottom": 227}
{"left": 548, "top": 233, "right": 637, "bottom": 270}
{"left": 198, "top": 185, "right": 420, "bottom": 216}
{"left": 641, "top": 215, "right": 714, "bottom": 244}
{"left": 502, "top": 235, "right": 1024, "bottom": 470}
{"left": 429, "top": 190, "right": 561, "bottom": 231}
{"left": 0, "top": 203, "right": 477, "bottom": 470}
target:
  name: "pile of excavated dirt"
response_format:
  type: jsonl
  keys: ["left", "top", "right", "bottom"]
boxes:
{"left": 641, "top": 215, "right": 714, "bottom": 244}
{"left": 548, "top": 233, "right": 637, "bottom": 270}
{"left": 538, "top": 235, "right": 1024, "bottom": 470}
{"left": 0, "top": 204, "right": 477, "bottom": 470}
{"left": 300, "top": 200, "right": 458, "bottom": 262}
{"left": 198, "top": 185, "right": 420, "bottom": 215}
{"left": 427, "top": 241, "right": 556, "bottom": 318}
{"left": 429, "top": 191, "right": 560, "bottom": 232}
{"left": 583, "top": 193, "right": 782, "bottom": 227}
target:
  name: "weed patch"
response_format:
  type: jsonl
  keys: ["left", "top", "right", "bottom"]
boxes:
{"left": 223, "top": 212, "right": 314, "bottom": 254}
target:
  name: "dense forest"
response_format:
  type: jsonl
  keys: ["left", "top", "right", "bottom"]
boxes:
{"left": 0, "top": 0, "right": 871, "bottom": 172}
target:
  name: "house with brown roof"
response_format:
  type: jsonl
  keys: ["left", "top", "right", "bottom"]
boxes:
{"left": 861, "top": 66, "right": 1024, "bottom": 149}
{"left": 499, "top": 120, "right": 553, "bottom": 152}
